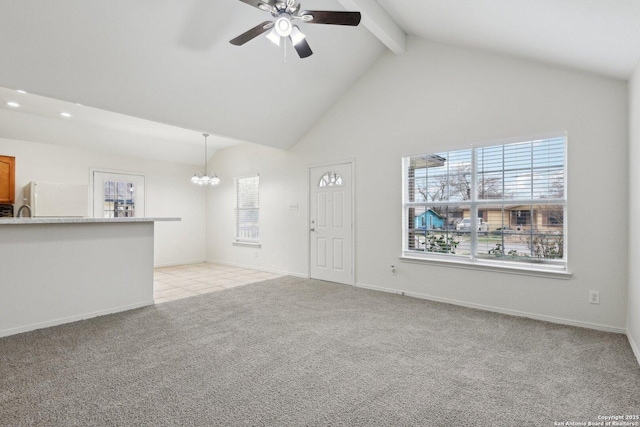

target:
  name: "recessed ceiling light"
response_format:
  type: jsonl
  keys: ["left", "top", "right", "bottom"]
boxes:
{"left": 60, "top": 112, "right": 72, "bottom": 118}
{"left": 7, "top": 102, "right": 20, "bottom": 107}
{"left": 16, "top": 90, "right": 27, "bottom": 94}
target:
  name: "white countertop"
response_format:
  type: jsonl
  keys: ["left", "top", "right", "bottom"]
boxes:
{"left": 0, "top": 217, "right": 181, "bottom": 225}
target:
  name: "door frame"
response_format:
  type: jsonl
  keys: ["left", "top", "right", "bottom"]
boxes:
{"left": 307, "top": 159, "right": 356, "bottom": 285}
{"left": 89, "top": 168, "right": 147, "bottom": 218}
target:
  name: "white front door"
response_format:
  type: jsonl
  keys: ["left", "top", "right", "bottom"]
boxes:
{"left": 92, "top": 171, "right": 145, "bottom": 218}
{"left": 309, "top": 163, "right": 353, "bottom": 285}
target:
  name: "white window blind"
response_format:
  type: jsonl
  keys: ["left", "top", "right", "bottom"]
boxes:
{"left": 235, "top": 175, "right": 260, "bottom": 242}
{"left": 403, "top": 136, "right": 566, "bottom": 271}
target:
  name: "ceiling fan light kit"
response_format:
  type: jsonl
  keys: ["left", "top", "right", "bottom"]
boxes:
{"left": 266, "top": 27, "right": 282, "bottom": 46}
{"left": 290, "top": 25, "right": 306, "bottom": 46}
{"left": 230, "top": 0, "right": 361, "bottom": 59}
{"left": 275, "top": 16, "right": 292, "bottom": 37}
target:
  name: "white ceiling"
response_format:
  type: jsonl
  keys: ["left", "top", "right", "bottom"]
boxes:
{"left": 0, "top": 87, "right": 243, "bottom": 165}
{"left": 1, "top": 0, "right": 639, "bottom": 165}
{"left": 377, "top": 0, "right": 640, "bottom": 80}
{"left": 0, "top": 0, "right": 385, "bottom": 160}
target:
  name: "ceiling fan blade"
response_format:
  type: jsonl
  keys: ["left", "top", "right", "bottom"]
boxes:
{"left": 229, "top": 21, "right": 273, "bottom": 46}
{"left": 236, "top": 0, "right": 275, "bottom": 10}
{"left": 299, "top": 11, "right": 361, "bottom": 26}
{"left": 291, "top": 37, "right": 313, "bottom": 58}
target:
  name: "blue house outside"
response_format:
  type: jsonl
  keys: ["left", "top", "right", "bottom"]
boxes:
{"left": 415, "top": 209, "right": 445, "bottom": 230}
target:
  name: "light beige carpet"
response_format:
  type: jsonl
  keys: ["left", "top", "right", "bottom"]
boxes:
{"left": 1, "top": 276, "right": 639, "bottom": 426}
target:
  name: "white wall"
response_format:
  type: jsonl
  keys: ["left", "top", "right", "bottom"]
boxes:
{"left": 0, "top": 137, "right": 206, "bottom": 266}
{"left": 208, "top": 37, "right": 629, "bottom": 331}
{"left": 206, "top": 143, "right": 309, "bottom": 275}
{"left": 628, "top": 63, "right": 640, "bottom": 361}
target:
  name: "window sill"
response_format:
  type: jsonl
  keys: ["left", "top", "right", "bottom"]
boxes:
{"left": 399, "top": 254, "right": 571, "bottom": 280}
{"left": 233, "top": 241, "right": 261, "bottom": 248}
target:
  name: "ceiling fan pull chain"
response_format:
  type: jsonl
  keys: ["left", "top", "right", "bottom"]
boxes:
{"left": 283, "top": 37, "right": 287, "bottom": 64}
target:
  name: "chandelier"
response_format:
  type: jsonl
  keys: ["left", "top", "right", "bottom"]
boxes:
{"left": 191, "top": 133, "right": 220, "bottom": 186}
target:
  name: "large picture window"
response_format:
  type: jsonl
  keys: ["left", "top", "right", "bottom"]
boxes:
{"left": 402, "top": 136, "right": 566, "bottom": 272}
{"left": 235, "top": 174, "right": 260, "bottom": 243}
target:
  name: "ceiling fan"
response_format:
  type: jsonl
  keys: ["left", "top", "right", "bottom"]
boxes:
{"left": 230, "top": 0, "right": 361, "bottom": 59}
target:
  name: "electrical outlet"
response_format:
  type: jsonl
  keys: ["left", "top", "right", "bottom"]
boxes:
{"left": 589, "top": 290, "right": 600, "bottom": 304}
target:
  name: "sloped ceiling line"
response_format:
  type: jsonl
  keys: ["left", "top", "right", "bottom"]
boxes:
{"left": 337, "top": 0, "right": 406, "bottom": 54}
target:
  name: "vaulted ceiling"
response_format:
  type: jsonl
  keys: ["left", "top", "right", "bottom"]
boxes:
{"left": 1, "top": 0, "right": 639, "bottom": 164}
{"left": 378, "top": 0, "right": 640, "bottom": 80}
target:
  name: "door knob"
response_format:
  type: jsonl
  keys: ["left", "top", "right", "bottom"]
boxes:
{"left": 310, "top": 228, "right": 315, "bottom": 232}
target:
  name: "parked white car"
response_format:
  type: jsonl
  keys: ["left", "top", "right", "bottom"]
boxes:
{"left": 456, "top": 218, "right": 488, "bottom": 232}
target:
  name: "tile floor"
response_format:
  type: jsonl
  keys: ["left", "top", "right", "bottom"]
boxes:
{"left": 154, "top": 262, "right": 282, "bottom": 304}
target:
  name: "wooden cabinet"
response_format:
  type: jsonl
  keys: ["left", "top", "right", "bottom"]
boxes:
{"left": 0, "top": 155, "right": 16, "bottom": 204}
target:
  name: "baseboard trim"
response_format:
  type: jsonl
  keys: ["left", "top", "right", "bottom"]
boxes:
{"left": 0, "top": 300, "right": 154, "bottom": 338}
{"left": 154, "top": 259, "right": 206, "bottom": 268}
{"left": 207, "top": 259, "right": 308, "bottom": 279}
{"left": 628, "top": 331, "right": 640, "bottom": 366}
{"left": 355, "top": 282, "right": 626, "bottom": 334}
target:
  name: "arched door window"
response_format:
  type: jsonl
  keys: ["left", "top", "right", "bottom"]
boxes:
{"left": 318, "top": 172, "right": 344, "bottom": 188}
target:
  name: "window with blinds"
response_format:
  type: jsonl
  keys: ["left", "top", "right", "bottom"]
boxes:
{"left": 235, "top": 175, "right": 260, "bottom": 243}
{"left": 402, "top": 136, "right": 566, "bottom": 271}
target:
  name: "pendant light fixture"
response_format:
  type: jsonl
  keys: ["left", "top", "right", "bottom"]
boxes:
{"left": 191, "top": 133, "right": 220, "bottom": 186}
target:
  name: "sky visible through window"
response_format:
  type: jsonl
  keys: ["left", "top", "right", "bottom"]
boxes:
{"left": 404, "top": 136, "right": 566, "bottom": 267}
{"left": 413, "top": 137, "right": 564, "bottom": 203}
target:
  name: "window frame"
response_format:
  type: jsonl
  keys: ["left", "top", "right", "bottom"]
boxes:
{"left": 401, "top": 134, "right": 570, "bottom": 279}
{"left": 234, "top": 174, "right": 260, "bottom": 246}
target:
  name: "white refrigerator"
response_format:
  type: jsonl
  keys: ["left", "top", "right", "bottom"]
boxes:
{"left": 22, "top": 181, "right": 89, "bottom": 217}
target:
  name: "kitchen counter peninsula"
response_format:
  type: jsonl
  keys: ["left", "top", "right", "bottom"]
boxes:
{"left": 0, "top": 217, "right": 180, "bottom": 337}
{"left": 0, "top": 217, "right": 179, "bottom": 224}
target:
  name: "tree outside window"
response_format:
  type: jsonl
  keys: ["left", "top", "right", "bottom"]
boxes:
{"left": 403, "top": 136, "right": 566, "bottom": 270}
